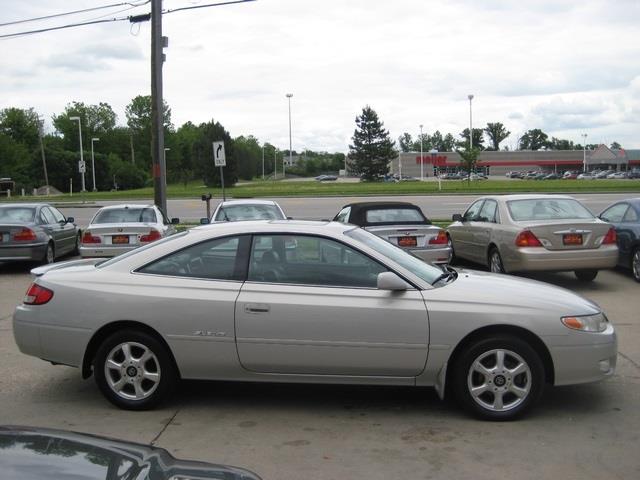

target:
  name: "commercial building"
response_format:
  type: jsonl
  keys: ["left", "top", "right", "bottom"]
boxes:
{"left": 391, "top": 145, "right": 640, "bottom": 177}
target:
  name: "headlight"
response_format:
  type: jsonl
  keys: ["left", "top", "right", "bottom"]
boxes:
{"left": 561, "top": 313, "right": 608, "bottom": 332}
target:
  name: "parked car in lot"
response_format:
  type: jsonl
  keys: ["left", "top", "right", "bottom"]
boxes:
{"left": 333, "top": 201, "right": 451, "bottom": 264}
{"left": 13, "top": 220, "right": 617, "bottom": 420}
{"left": 563, "top": 171, "right": 579, "bottom": 179}
{"left": 447, "top": 194, "right": 618, "bottom": 281}
{"left": 0, "top": 203, "right": 80, "bottom": 264}
{"left": 80, "top": 204, "right": 178, "bottom": 258}
{"left": 315, "top": 174, "right": 338, "bottom": 181}
{"left": 599, "top": 198, "right": 640, "bottom": 282}
{"left": 506, "top": 171, "right": 524, "bottom": 179}
{"left": 543, "top": 173, "right": 560, "bottom": 180}
{"left": 607, "top": 172, "right": 627, "bottom": 179}
{"left": 0, "top": 425, "right": 262, "bottom": 480}
{"left": 209, "top": 199, "right": 287, "bottom": 223}
{"left": 577, "top": 172, "right": 595, "bottom": 180}
{"left": 627, "top": 169, "right": 640, "bottom": 179}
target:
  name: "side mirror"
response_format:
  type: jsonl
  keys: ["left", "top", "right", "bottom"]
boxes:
{"left": 286, "top": 216, "right": 293, "bottom": 220}
{"left": 452, "top": 213, "right": 463, "bottom": 222}
{"left": 377, "top": 272, "right": 409, "bottom": 291}
{"left": 199, "top": 217, "right": 210, "bottom": 225}
{"left": 171, "top": 217, "right": 180, "bottom": 224}
{"left": 65, "top": 217, "right": 75, "bottom": 223}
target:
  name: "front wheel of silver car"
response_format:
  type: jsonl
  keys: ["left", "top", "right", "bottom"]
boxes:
{"left": 94, "top": 330, "right": 177, "bottom": 410}
{"left": 632, "top": 248, "right": 640, "bottom": 283}
{"left": 489, "top": 248, "right": 505, "bottom": 273}
{"left": 452, "top": 335, "right": 544, "bottom": 420}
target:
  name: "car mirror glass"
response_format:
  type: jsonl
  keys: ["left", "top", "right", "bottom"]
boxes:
{"left": 171, "top": 218, "right": 180, "bottom": 224}
{"left": 199, "top": 218, "right": 209, "bottom": 224}
{"left": 452, "top": 213, "right": 463, "bottom": 222}
{"left": 66, "top": 217, "right": 75, "bottom": 223}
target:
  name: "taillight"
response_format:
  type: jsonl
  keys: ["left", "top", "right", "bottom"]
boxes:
{"left": 140, "top": 229, "right": 162, "bottom": 243}
{"left": 82, "top": 231, "right": 101, "bottom": 244}
{"left": 13, "top": 228, "right": 37, "bottom": 242}
{"left": 602, "top": 228, "right": 617, "bottom": 245}
{"left": 515, "top": 230, "right": 543, "bottom": 247}
{"left": 23, "top": 283, "right": 54, "bottom": 305}
{"left": 429, "top": 230, "right": 449, "bottom": 245}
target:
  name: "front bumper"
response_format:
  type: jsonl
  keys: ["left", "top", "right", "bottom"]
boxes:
{"left": 0, "top": 243, "right": 47, "bottom": 262}
{"left": 409, "top": 246, "right": 452, "bottom": 265}
{"left": 79, "top": 245, "right": 136, "bottom": 258}
{"left": 507, "top": 245, "right": 618, "bottom": 272}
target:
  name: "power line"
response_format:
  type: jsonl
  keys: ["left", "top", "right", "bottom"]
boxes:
{"left": 0, "top": 17, "right": 132, "bottom": 40}
{"left": 0, "top": 1, "right": 150, "bottom": 28}
{"left": 164, "top": 0, "right": 257, "bottom": 15}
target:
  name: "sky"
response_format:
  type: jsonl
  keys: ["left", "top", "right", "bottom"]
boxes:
{"left": 1, "top": 0, "right": 639, "bottom": 153}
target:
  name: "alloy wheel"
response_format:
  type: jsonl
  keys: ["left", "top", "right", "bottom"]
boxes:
{"left": 45, "top": 244, "right": 54, "bottom": 264}
{"left": 490, "top": 250, "right": 503, "bottom": 273}
{"left": 633, "top": 249, "right": 640, "bottom": 282}
{"left": 104, "top": 342, "right": 161, "bottom": 401}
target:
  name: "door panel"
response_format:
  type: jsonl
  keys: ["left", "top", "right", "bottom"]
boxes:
{"left": 235, "top": 283, "right": 429, "bottom": 376}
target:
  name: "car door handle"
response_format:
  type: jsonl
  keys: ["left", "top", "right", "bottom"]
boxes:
{"left": 244, "top": 304, "right": 270, "bottom": 314}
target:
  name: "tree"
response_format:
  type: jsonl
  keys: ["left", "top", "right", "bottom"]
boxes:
{"left": 125, "top": 95, "right": 172, "bottom": 167}
{"left": 519, "top": 129, "right": 548, "bottom": 150}
{"left": 610, "top": 142, "right": 622, "bottom": 150}
{"left": 547, "top": 137, "right": 575, "bottom": 150}
{"left": 0, "top": 107, "right": 41, "bottom": 151}
{"left": 52, "top": 101, "right": 117, "bottom": 151}
{"left": 397, "top": 132, "right": 413, "bottom": 152}
{"left": 459, "top": 128, "right": 485, "bottom": 150}
{"left": 348, "top": 106, "right": 396, "bottom": 180}
{"left": 457, "top": 147, "right": 481, "bottom": 182}
{"left": 484, "top": 122, "right": 510, "bottom": 151}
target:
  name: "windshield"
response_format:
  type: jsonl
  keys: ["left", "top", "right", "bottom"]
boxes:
{"left": 507, "top": 199, "right": 594, "bottom": 221}
{"left": 0, "top": 206, "right": 35, "bottom": 223}
{"left": 365, "top": 208, "right": 429, "bottom": 224}
{"left": 96, "top": 231, "right": 188, "bottom": 268}
{"left": 92, "top": 208, "right": 157, "bottom": 224}
{"left": 215, "top": 204, "right": 284, "bottom": 221}
{"left": 346, "top": 228, "right": 443, "bottom": 285}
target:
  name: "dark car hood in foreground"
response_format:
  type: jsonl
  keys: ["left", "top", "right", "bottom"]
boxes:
{"left": 0, "top": 426, "right": 261, "bottom": 480}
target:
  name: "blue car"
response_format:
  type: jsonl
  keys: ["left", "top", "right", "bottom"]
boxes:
{"left": 599, "top": 197, "right": 640, "bottom": 282}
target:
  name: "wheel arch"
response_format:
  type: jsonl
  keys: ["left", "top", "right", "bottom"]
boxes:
{"left": 444, "top": 324, "right": 555, "bottom": 398}
{"left": 82, "top": 320, "right": 181, "bottom": 380}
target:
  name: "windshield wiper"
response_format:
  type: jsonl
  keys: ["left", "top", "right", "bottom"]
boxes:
{"left": 431, "top": 265, "right": 458, "bottom": 285}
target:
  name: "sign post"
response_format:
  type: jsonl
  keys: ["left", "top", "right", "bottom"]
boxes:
{"left": 213, "top": 141, "right": 226, "bottom": 201}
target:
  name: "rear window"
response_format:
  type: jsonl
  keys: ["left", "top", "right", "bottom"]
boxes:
{"left": 507, "top": 199, "right": 594, "bottom": 221}
{"left": 365, "top": 208, "right": 428, "bottom": 224}
{"left": 92, "top": 208, "right": 157, "bottom": 224}
{"left": 0, "top": 207, "right": 35, "bottom": 223}
{"left": 215, "top": 204, "right": 283, "bottom": 221}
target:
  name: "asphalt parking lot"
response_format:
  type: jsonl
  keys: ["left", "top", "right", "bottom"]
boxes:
{"left": 1, "top": 256, "right": 639, "bottom": 480}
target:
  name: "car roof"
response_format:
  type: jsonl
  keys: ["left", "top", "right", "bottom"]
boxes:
{"left": 218, "top": 199, "right": 278, "bottom": 206}
{"left": 340, "top": 201, "right": 419, "bottom": 210}
{"left": 98, "top": 204, "right": 155, "bottom": 210}
{"left": 482, "top": 194, "right": 575, "bottom": 202}
{"left": 0, "top": 203, "right": 49, "bottom": 208}
{"left": 192, "top": 219, "right": 346, "bottom": 236}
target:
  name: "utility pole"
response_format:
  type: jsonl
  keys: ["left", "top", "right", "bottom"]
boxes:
{"left": 286, "top": 93, "right": 293, "bottom": 178}
{"left": 151, "top": 0, "right": 167, "bottom": 214}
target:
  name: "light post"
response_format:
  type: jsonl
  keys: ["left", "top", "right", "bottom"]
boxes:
{"left": 286, "top": 93, "right": 293, "bottom": 178}
{"left": 419, "top": 124, "right": 424, "bottom": 181}
{"left": 262, "top": 144, "right": 265, "bottom": 180}
{"left": 69, "top": 116, "right": 86, "bottom": 192}
{"left": 430, "top": 149, "right": 440, "bottom": 190}
{"left": 468, "top": 94, "right": 474, "bottom": 151}
{"left": 273, "top": 147, "right": 278, "bottom": 180}
{"left": 581, "top": 133, "right": 588, "bottom": 173}
{"left": 90, "top": 137, "right": 99, "bottom": 191}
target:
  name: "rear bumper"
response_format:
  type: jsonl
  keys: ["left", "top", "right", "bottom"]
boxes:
{"left": 507, "top": 245, "right": 618, "bottom": 272}
{"left": 79, "top": 245, "right": 136, "bottom": 258}
{"left": 0, "top": 243, "right": 47, "bottom": 262}
{"left": 409, "top": 246, "right": 452, "bottom": 265}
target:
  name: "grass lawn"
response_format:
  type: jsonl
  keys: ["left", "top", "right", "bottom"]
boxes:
{"left": 3, "top": 178, "right": 640, "bottom": 202}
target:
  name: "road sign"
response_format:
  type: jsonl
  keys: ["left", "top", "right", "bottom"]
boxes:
{"left": 213, "top": 141, "right": 226, "bottom": 167}
{"left": 78, "top": 161, "right": 86, "bottom": 173}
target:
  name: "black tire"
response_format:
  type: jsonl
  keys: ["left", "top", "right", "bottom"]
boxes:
{"left": 631, "top": 248, "right": 640, "bottom": 283}
{"left": 488, "top": 247, "right": 505, "bottom": 274}
{"left": 447, "top": 233, "right": 457, "bottom": 265}
{"left": 575, "top": 269, "right": 598, "bottom": 282}
{"left": 451, "top": 335, "right": 545, "bottom": 421}
{"left": 93, "top": 329, "right": 177, "bottom": 410}
{"left": 42, "top": 242, "right": 55, "bottom": 265}
{"left": 73, "top": 231, "right": 81, "bottom": 255}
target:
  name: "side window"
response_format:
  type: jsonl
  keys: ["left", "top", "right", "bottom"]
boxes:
{"left": 623, "top": 206, "right": 638, "bottom": 223}
{"left": 49, "top": 207, "right": 66, "bottom": 223}
{"left": 478, "top": 200, "right": 498, "bottom": 223}
{"left": 601, "top": 204, "right": 628, "bottom": 223}
{"left": 464, "top": 200, "right": 484, "bottom": 221}
{"left": 248, "top": 234, "right": 387, "bottom": 288}
{"left": 335, "top": 207, "right": 351, "bottom": 223}
{"left": 138, "top": 235, "right": 247, "bottom": 281}
{"left": 40, "top": 207, "right": 57, "bottom": 225}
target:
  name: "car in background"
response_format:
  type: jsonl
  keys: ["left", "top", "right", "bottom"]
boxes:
{"left": 209, "top": 199, "right": 287, "bottom": 223}
{"left": 468, "top": 173, "right": 488, "bottom": 181}
{"left": 595, "top": 170, "right": 615, "bottom": 179}
{"left": 577, "top": 172, "right": 595, "bottom": 180}
{"left": 333, "top": 201, "right": 451, "bottom": 264}
{"left": 563, "top": 171, "right": 579, "bottom": 179}
{"left": 543, "top": 173, "right": 560, "bottom": 180}
{"left": 439, "top": 172, "right": 460, "bottom": 180}
{"left": 628, "top": 169, "right": 640, "bottom": 179}
{"left": 447, "top": 194, "right": 618, "bottom": 281}
{"left": 80, "top": 204, "right": 178, "bottom": 258}
{"left": 0, "top": 203, "right": 80, "bottom": 265}
{"left": 0, "top": 425, "right": 261, "bottom": 480}
{"left": 506, "top": 171, "right": 524, "bottom": 179}
{"left": 599, "top": 198, "right": 640, "bottom": 282}
{"left": 394, "top": 173, "right": 419, "bottom": 181}
{"left": 315, "top": 174, "right": 338, "bottom": 181}
{"left": 523, "top": 171, "right": 542, "bottom": 180}
{"left": 13, "top": 220, "right": 617, "bottom": 420}
{"left": 607, "top": 172, "right": 627, "bottom": 179}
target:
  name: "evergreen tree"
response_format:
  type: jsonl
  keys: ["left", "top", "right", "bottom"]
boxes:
{"left": 348, "top": 106, "right": 396, "bottom": 180}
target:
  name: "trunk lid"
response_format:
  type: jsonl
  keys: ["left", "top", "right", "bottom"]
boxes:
{"left": 0, "top": 223, "right": 39, "bottom": 246}
{"left": 85, "top": 223, "right": 156, "bottom": 246}
{"left": 31, "top": 258, "right": 103, "bottom": 277}
{"left": 365, "top": 224, "right": 444, "bottom": 249}
{"left": 515, "top": 219, "right": 612, "bottom": 250}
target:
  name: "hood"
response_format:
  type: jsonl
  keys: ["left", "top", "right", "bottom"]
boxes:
{"left": 431, "top": 268, "right": 600, "bottom": 316}
{"left": 31, "top": 258, "right": 103, "bottom": 277}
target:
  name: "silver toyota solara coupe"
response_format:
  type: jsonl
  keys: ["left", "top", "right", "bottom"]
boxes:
{"left": 13, "top": 221, "right": 617, "bottom": 420}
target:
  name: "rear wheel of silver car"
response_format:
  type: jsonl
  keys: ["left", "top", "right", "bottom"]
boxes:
{"left": 489, "top": 248, "right": 505, "bottom": 273}
{"left": 452, "top": 335, "right": 544, "bottom": 420}
{"left": 574, "top": 269, "right": 598, "bottom": 282}
{"left": 447, "top": 234, "right": 457, "bottom": 264}
{"left": 94, "top": 330, "right": 177, "bottom": 410}
{"left": 632, "top": 248, "right": 640, "bottom": 283}
{"left": 42, "top": 243, "right": 54, "bottom": 265}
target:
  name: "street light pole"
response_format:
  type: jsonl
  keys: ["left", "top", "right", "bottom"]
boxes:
{"left": 90, "top": 137, "right": 99, "bottom": 191}
{"left": 419, "top": 124, "right": 424, "bottom": 181}
{"left": 468, "top": 94, "right": 474, "bottom": 151}
{"left": 286, "top": 93, "right": 293, "bottom": 178}
{"left": 582, "top": 133, "right": 588, "bottom": 172}
{"left": 262, "top": 145, "right": 265, "bottom": 180}
{"left": 69, "top": 116, "right": 86, "bottom": 192}
{"left": 273, "top": 147, "right": 278, "bottom": 180}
